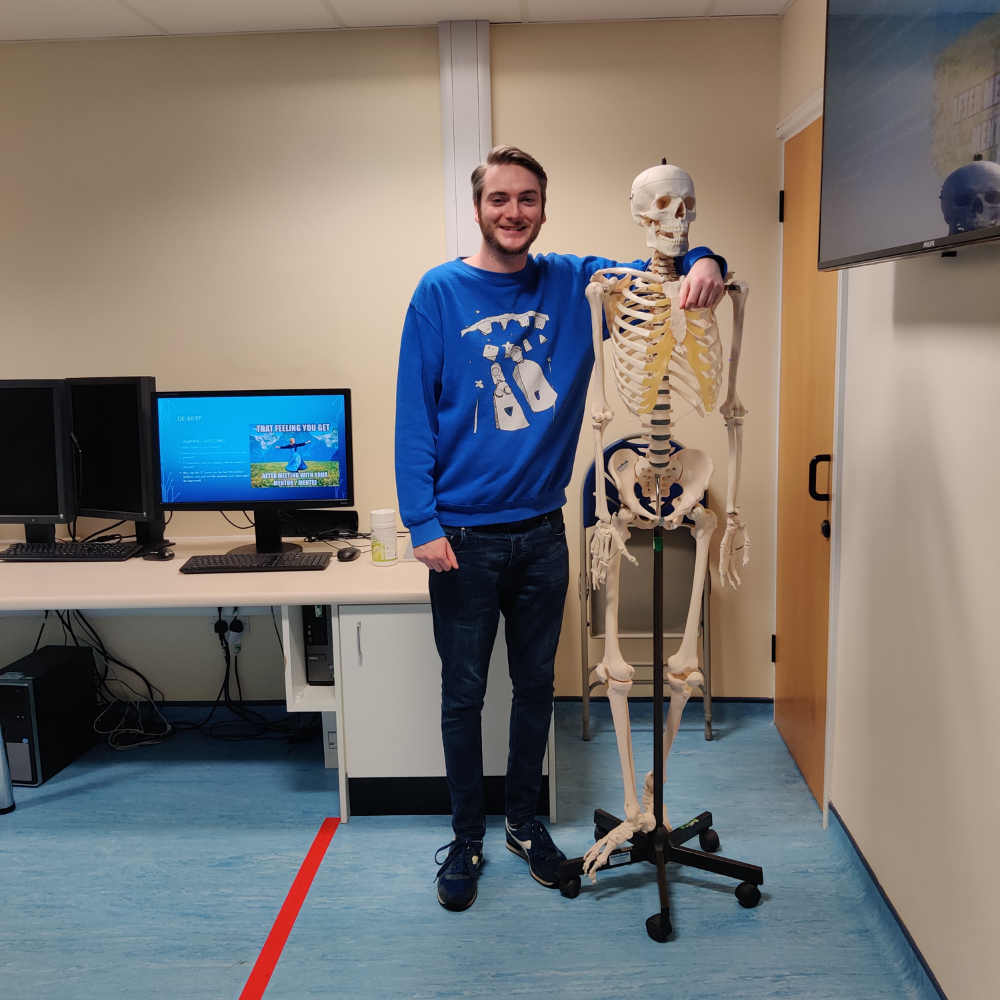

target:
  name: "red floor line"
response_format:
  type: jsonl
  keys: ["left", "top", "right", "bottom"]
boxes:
{"left": 239, "top": 817, "right": 340, "bottom": 1000}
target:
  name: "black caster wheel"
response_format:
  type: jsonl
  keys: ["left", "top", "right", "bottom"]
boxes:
{"left": 645, "top": 913, "right": 672, "bottom": 942}
{"left": 559, "top": 877, "right": 581, "bottom": 899}
{"left": 699, "top": 828, "right": 720, "bottom": 853}
{"left": 735, "top": 882, "right": 762, "bottom": 908}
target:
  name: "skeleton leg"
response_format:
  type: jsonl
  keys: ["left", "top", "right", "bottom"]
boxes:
{"left": 638, "top": 503, "right": 717, "bottom": 831}
{"left": 582, "top": 511, "right": 652, "bottom": 882}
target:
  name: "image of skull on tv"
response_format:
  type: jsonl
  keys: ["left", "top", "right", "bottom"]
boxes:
{"left": 821, "top": 4, "right": 1000, "bottom": 265}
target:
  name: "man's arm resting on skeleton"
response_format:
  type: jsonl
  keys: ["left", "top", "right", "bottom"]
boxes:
{"left": 719, "top": 280, "right": 750, "bottom": 588}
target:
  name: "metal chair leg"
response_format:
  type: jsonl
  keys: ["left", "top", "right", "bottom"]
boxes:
{"left": 702, "top": 572, "right": 713, "bottom": 740}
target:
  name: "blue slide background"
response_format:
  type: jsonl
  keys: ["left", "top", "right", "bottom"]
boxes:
{"left": 157, "top": 394, "right": 348, "bottom": 505}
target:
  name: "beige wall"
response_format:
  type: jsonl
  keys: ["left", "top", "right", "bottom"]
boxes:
{"left": 0, "top": 20, "right": 782, "bottom": 700}
{"left": 832, "top": 248, "right": 1000, "bottom": 1000}
{"left": 492, "top": 18, "right": 782, "bottom": 698}
{"left": 0, "top": 29, "right": 443, "bottom": 698}
{"left": 779, "top": 0, "right": 826, "bottom": 121}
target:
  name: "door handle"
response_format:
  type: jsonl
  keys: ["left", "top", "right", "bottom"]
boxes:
{"left": 808, "top": 454, "right": 831, "bottom": 502}
{"left": 356, "top": 622, "right": 363, "bottom": 664}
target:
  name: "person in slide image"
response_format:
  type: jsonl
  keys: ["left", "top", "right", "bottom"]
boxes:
{"left": 394, "top": 146, "right": 727, "bottom": 912}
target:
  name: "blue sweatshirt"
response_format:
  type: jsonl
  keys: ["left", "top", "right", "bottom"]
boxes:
{"left": 394, "top": 248, "right": 725, "bottom": 547}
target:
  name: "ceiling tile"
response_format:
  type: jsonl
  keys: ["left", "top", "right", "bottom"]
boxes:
{"left": 0, "top": 0, "right": 160, "bottom": 41}
{"left": 129, "top": 0, "right": 339, "bottom": 35}
{"left": 332, "top": 2, "right": 522, "bottom": 29}
{"left": 524, "top": 0, "right": 713, "bottom": 22}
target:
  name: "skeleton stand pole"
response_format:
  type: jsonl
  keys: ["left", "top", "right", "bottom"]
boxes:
{"left": 651, "top": 523, "right": 671, "bottom": 935}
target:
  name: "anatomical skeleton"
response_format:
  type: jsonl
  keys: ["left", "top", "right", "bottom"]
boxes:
{"left": 582, "top": 163, "right": 749, "bottom": 881}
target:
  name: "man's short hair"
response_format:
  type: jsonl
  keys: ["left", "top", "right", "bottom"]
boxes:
{"left": 471, "top": 146, "right": 548, "bottom": 211}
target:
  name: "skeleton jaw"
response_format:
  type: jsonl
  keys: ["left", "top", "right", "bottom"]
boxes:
{"left": 645, "top": 221, "right": 689, "bottom": 258}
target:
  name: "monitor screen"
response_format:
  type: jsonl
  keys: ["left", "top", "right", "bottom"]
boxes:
{"left": 0, "top": 385, "right": 61, "bottom": 517}
{"left": 154, "top": 390, "right": 352, "bottom": 509}
{"left": 821, "top": 1, "right": 1000, "bottom": 269}
{"left": 69, "top": 378, "right": 154, "bottom": 520}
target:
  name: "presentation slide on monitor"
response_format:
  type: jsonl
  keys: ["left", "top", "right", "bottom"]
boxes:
{"left": 822, "top": 3, "right": 1000, "bottom": 265}
{"left": 157, "top": 394, "right": 348, "bottom": 505}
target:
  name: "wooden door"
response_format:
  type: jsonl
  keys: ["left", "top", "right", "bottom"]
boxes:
{"left": 776, "top": 118, "right": 839, "bottom": 806}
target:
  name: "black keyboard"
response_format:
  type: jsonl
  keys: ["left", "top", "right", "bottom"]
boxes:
{"left": 0, "top": 541, "right": 143, "bottom": 562}
{"left": 180, "top": 552, "right": 332, "bottom": 574}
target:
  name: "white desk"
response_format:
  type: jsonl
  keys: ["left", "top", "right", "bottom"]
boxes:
{"left": 0, "top": 536, "right": 556, "bottom": 823}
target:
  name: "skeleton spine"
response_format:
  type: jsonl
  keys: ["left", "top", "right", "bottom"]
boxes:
{"left": 647, "top": 251, "right": 678, "bottom": 470}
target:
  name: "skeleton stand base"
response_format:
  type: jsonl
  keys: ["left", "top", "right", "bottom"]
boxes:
{"left": 557, "top": 526, "right": 764, "bottom": 941}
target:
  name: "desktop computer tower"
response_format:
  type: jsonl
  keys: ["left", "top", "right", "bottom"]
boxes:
{"left": 0, "top": 646, "right": 97, "bottom": 786}
{"left": 303, "top": 605, "right": 335, "bottom": 685}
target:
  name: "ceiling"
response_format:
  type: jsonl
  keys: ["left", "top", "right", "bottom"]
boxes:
{"left": 0, "top": 0, "right": 792, "bottom": 43}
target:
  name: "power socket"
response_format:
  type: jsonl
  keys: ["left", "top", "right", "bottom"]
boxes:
{"left": 209, "top": 612, "right": 250, "bottom": 647}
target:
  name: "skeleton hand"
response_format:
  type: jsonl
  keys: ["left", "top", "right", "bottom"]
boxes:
{"left": 719, "top": 513, "right": 750, "bottom": 588}
{"left": 582, "top": 820, "right": 638, "bottom": 883}
{"left": 590, "top": 520, "right": 638, "bottom": 590}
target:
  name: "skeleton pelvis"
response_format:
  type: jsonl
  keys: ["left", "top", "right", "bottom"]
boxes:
{"left": 607, "top": 445, "right": 713, "bottom": 523}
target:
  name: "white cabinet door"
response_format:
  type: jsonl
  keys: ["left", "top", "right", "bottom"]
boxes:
{"left": 337, "top": 604, "right": 544, "bottom": 780}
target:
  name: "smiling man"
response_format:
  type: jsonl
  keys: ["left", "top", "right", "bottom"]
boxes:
{"left": 394, "top": 146, "right": 726, "bottom": 912}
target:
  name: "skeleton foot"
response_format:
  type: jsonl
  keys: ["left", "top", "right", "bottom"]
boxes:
{"left": 719, "top": 514, "right": 750, "bottom": 588}
{"left": 583, "top": 820, "right": 643, "bottom": 883}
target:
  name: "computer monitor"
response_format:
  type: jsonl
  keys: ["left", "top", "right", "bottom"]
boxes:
{"left": 68, "top": 376, "right": 166, "bottom": 551}
{"left": 0, "top": 380, "right": 77, "bottom": 542}
{"left": 153, "top": 388, "right": 353, "bottom": 553}
{"left": 68, "top": 376, "right": 159, "bottom": 519}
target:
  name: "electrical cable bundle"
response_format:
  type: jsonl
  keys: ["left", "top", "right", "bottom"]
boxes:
{"left": 170, "top": 608, "right": 320, "bottom": 743}
{"left": 31, "top": 605, "right": 319, "bottom": 749}
{"left": 34, "top": 609, "right": 172, "bottom": 750}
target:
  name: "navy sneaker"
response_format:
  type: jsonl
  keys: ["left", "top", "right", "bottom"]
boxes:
{"left": 505, "top": 818, "right": 566, "bottom": 888}
{"left": 435, "top": 838, "right": 484, "bottom": 911}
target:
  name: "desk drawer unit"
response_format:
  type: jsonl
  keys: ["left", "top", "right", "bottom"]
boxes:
{"left": 337, "top": 603, "right": 550, "bottom": 818}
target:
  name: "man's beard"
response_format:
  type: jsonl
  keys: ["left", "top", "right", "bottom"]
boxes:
{"left": 479, "top": 216, "right": 541, "bottom": 257}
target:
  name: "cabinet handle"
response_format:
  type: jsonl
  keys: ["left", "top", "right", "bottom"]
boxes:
{"left": 356, "top": 622, "right": 363, "bottom": 664}
{"left": 808, "top": 454, "right": 831, "bottom": 502}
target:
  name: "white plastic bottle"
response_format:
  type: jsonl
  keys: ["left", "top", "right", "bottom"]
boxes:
{"left": 369, "top": 508, "right": 398, "bottom": 566}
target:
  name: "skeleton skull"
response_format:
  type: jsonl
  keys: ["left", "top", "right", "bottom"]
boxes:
{"left": 630, "top": 164, "right": 696, "bottom": 258}
{"left": 940, "top": 160, "right": 1000, "bottom": 235}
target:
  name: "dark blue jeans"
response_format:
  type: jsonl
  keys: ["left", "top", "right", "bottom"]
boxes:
{"left": 429, "top": 511, "right": 569, "bottom": 840}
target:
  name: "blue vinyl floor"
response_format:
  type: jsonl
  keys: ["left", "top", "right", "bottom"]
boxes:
{"left": 0, "top": 702, "right": 939, "bottom": 1000}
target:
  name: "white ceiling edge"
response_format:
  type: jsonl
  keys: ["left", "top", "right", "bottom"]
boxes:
{"left": 0, "top": 12, "right": 785, "bottom": 45}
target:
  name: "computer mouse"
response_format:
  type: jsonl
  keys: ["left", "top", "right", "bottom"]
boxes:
{"left": 337, "top": 545, "right": 361, "bottom": 562}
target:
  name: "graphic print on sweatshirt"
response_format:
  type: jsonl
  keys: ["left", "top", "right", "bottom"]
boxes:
{"left": 461, "top": 310, "right": 558, "bottom": 432}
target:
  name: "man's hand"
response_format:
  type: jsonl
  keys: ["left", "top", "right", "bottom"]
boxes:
{"left": 414, "top": 536, "right": 459, "bottom": 572}
{"left": 678, "top": 256, "right": 725, "bottom": 311}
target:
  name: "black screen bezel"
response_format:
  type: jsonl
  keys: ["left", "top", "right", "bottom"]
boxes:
{"left": 0, "top": 379, "right": 77, "bottom": 525}
{"left": 818, "top": 1, "right": 1000, "bottom": 271}
{"left": 152, "top": 388, "right": 354, "bottom": 512}
{"left": 67, "top": 376, "right": 158, "bottom": 522}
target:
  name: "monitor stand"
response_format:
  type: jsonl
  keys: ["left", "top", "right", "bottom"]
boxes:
{"left": 24, "top": 524, "right": 56, "bottom": 544}
{"left": 228, "top": 508, "right": 302, "bottom": 555}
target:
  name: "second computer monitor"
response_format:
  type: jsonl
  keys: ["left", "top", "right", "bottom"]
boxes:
{"left": 153, "top": 389, "right": 353, "bottom": 552}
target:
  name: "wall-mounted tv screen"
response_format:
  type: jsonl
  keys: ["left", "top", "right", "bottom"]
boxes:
{"left": 821, "top": 1, "right": 1000, "bottom": 269}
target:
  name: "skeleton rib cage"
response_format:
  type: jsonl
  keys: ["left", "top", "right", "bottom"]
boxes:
{"left": 602, "top": 268, "right": 725, "bottom": 469}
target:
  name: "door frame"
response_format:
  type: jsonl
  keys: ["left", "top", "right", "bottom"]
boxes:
{"left": 776, "top": 89, "right": 847, "bottom": 828}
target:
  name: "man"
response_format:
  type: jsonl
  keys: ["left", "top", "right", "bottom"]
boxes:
{"left": 394, "top": 146, "right": 725, "bottom": 911}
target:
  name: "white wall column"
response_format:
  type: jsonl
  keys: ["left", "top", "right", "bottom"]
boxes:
{"left": 439, "top": 20, "right": 492, "bottom": 260}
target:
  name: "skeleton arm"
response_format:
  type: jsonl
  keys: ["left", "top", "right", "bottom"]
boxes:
{"left": 719, "top": 280, "right": 750, "bottom": 588}
{"left": 587, "top": 275, "right": 638, "bottom": 589}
